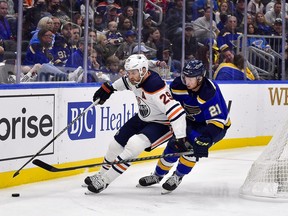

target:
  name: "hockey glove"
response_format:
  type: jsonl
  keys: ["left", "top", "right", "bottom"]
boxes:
{"left": 93, "top": 82, "right": 115, "bottom": 105}
{"left": 171, "top": 137, "right": 193, "bottom": 153}
{"left": 192, "top": 136, "right": 212, "bottom": 158}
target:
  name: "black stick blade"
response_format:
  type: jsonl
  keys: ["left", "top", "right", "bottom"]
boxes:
{"left": 33, "top": 159, "right": 59, "bottom": 172}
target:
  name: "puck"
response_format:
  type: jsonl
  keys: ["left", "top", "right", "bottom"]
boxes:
{"left": 11, "top": 193, "right": 20, "bottom": 197}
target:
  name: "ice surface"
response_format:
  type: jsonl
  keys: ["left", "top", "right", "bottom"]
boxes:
{"left": 0, "top": 146, "right": 287, "bottom": 216}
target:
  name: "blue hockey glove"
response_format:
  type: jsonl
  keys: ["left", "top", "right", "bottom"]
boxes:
{"left": 93, "top": 82, "right": 115, "bottom": 105}
{"left": 192, "top": 136, "right": 212, "bottom": 158}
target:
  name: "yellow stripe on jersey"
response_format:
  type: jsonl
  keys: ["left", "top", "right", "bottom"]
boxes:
{"left": 179, "top": 156, "right": 196, "bottom": 167}
{"left": 207, "top": 120, "right": 225, "bottom": 129}
{"left": 170, "top": 89, "right": 189, "bottom": 95}
{"left": 197, "top": 95, "right": 206, "bottom": 104}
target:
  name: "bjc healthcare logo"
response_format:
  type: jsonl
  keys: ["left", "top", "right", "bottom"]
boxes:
{"left": 67, "top": 102, "right": 96, "bottom": 140}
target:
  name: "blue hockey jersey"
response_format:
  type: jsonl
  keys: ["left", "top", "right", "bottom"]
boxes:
{"left": 170, "top": 77, "right": 231, "bottom": 139}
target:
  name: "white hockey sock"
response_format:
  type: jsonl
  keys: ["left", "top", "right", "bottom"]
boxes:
{"left": 100, "top": 139, "right": 124, "bottom": 174}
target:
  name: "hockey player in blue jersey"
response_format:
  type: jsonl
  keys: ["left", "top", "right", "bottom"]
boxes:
{"left": 84, "top": 54, "right": 187, "bottom": 194}
{"left": 138, "top": 59, "right": 231, "bottom": 194}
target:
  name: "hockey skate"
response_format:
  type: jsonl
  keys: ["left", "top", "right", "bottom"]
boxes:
{"left": 161, "top": 172, "right": 183, "bottom": 194}
{"left": 137, "top": 173, "right": 163, "bottom": 187}
{"left": 87, "top": 175, "right": 109, "bottom": 194}
{"left": 83, "top": 172, "right": 102, "bottom": 187}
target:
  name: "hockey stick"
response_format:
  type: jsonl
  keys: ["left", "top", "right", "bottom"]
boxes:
{"left": 13, "top": 99, "right": 100, "bottom": 178}
{"left": 32, "top": 151, "right": 193, "bottom": 172}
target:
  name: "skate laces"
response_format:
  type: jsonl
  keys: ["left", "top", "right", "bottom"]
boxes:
{"left": 144, "top": 174, "right": 161, "bottom": 184}
{"left": 89, "top": 173, "right": 102, "bottom": 182}
{"left": 91, "top": 175, "right": 107, "bottom": 189}
{"left": 166, "top": 174, "right": 182, "bottom": 186}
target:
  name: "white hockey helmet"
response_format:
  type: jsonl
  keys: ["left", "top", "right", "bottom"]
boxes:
{"left": 124, "top": 54, "right": 149, "bottom": 73}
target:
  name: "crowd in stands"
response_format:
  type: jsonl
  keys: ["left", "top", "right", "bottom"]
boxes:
{"left": 0, "top": 0, "right": 288, "bottom": 83}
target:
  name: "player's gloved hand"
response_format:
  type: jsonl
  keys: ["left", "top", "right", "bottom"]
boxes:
{"left": 192, "top": 136, "right": 212, "bottom": 158}
{"left": 93, "top": 82, "right": 115, "bottom": 105}
{"left": 173, "top": 137, "right": 193, "bottom": 152}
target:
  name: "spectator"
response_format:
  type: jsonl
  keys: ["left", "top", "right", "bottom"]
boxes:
{"left": 93, "top": 12, "right": 106, "bottom": 32}
{"left": 29, "top": 16, "right": 54, "bottom": 45}
{"left": 95, "top": 33, "right": 114, "bottom": 65}
{"left": 70, "top": 24, "right": 81, "bottom": 51}
{"left": 118, "top": 5, "right": 137, "bottom": 28}
{"left": 80, "top": 0, "right": 95, "bottom": 24}
{"left": 24, "top": 28, "right": 54, "bottom": 66}
{"left": 217, "top": 15, "right": 242, "bottom": 51}
{"left": 238, "top": 13, "right": 255, "bottom": 33}
{"left": 215, "top": 1, "right": 231, "bottom": 25}
{"left": 264, "top": 2, "right": 282, "bottom": 27}
{"left": 172, "top": 23, "right": 198, "bottom": 62}
{"left": 141, "top": 13, "right": 155, "bottom": 42}
{"left": 72, "top": 13, "right": 84, "bottom": 37}
{"left": 247, "top": 23, "right": 268, "bottom": 49}
{"left": 234, "top": 0, "right": 245, "bottom": 29}
{"left": 105, "top": 21, "right": 123, "bottom": 54}
{"left": 255, "top": 12, "right": 272, "bottom": 35}
{"left": 46, "top": 0, "right": 70, "bottom": 21}
{"left": 213, "top": 55, "right": 256, "bottom": 80}
{"left": 268, "top": 18, "right": 285, "bottom": 54}
{"left": 164, "top": 0, "right": 185, "bottom": 40}
{"left": 50, "top": 22, "right": 73, "bottom": 66}
{"left": 118, "top": 17, "right": 135, "bottom": 36}
{"left": 215, "top": 45, "right": 259, "bottom": 80}
{"left": 190, "top": 0, "right": 219, "bottom": 21}
{"left": 22, "top": 0, "right": 50, "bottom": 40}
{"left": 247, "top": 0, "right": 264, "bottom": 19}
{"left": 144, "top": 27, "right": 172, "bottom": 60}
{"left": 96, "top": 0, "right": 121, "bottom": 17}
{"left": 159, "top": 46, "right": 182, "bottom": 80}
{"left": 65, "top": 37, "right": 94, "bottom": 69}
{"left": 88, "top": 28, "right": 97, "bottom": 43}
{"left": 102, "top": 4, "right": 121, "bottom": 26}
{"left": 0, "top": 0, "right": 13, "bottom": 40}
{"left": 192, "top": 7, "right": 219, "bottom": 43}
{"left": 88, "top": 49, "right": 101, "bottom": 71}
{"left": 194, "top": 41, "right": 220, "bottom": 75}
{"left": 51, "top": 16, "right": 61, "bottom": 34}
{"left": 114, "top": 30, "right": 137, "bottom": 65}
{"left": 101, "top": 55, "right": 122, "bottom": 82}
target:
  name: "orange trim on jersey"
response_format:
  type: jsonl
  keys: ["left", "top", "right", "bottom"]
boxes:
{"left": 167, "top": 106, "right": 184, "bottom": 120}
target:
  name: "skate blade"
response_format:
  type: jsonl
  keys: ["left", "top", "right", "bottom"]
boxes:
{"left": 84, "top": 190, "right": 97, "bottom": 195}
{"left": 81, "top": 184, "right": 88, "bottom": 187}
{"left": 136, "top": 183, "right": 146, "bottom": 188}
{"left": 161, "top": 189, "right": 172, "bottom": 195}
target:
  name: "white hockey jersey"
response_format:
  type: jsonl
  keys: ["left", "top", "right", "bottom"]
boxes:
{"left": 112, "top": 71, "right": 186, "bottom": 139}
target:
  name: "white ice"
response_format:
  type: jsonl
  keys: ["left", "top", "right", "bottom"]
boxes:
{"left": 0, "top": 146, "right": 287, "bottom": 216}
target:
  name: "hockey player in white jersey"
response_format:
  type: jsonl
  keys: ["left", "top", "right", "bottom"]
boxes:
{"left": 84, "top": 54, "right": 187, "bottom": 193}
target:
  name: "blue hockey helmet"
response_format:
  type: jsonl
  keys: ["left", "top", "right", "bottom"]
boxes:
{"left": 182, "top": 60, "right": 206, "bottom": 77}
